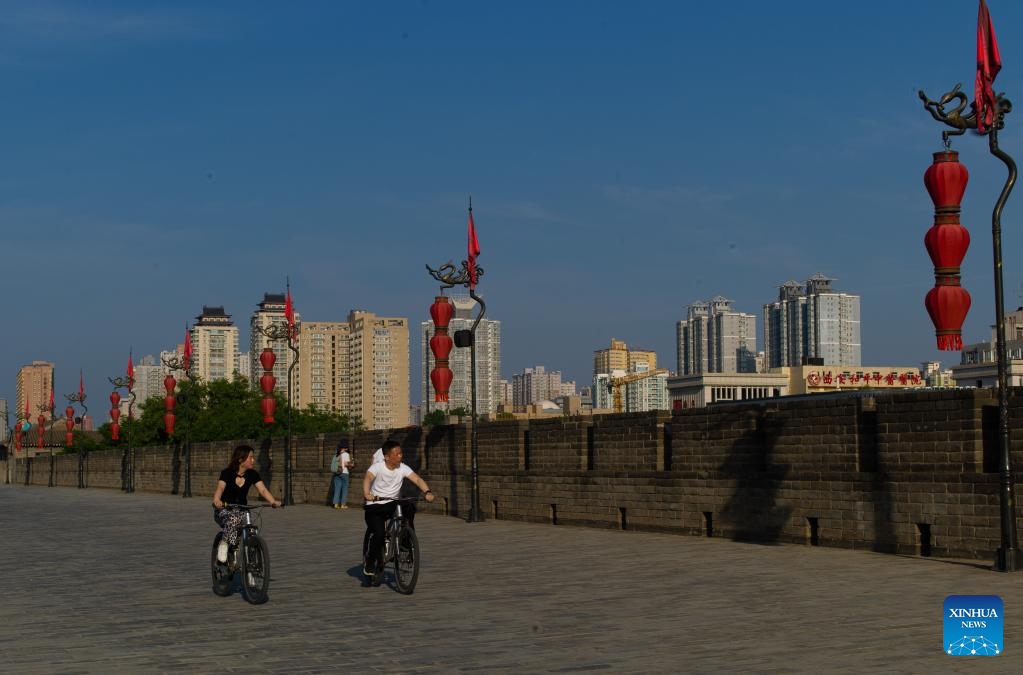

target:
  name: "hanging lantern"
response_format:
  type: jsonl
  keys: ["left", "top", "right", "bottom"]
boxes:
{"left": 109, "top": 390, "right": 121, "bottom": 441}
{"left": 14, "top": 425, "right": 22, "bottom": 452}
{"left": 924, "top": 150, "right": 972, "bottom": 350}
{"left": 65, "top": 406, "right": 75, "bottom": 447}
{"left": 163, "top": 375, "right": 176, "bottom": 435}
{"left": 260, "top": 347, "right": 277, "bottom": 424}
{"left": 429, "top": 296, "right": 454, "bottom": 402}
{"left": 261, "top": 397, "right": 277, "bottom": 424}
{"left": 37, "top": 415, "right": 45, "bottom": 449}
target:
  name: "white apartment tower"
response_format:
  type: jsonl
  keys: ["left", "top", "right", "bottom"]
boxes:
{"left": 763, "top": 274, "right": 861, "bottom": 368}
{"left": 190, "top": 306, "right": 240, "bottom": 382}
{"left": 677, "top": 296, "right": 757, "bottom": 374}
{"left": 421, "top": 296, "right": 501, "bottom": 415}
{"left": 249, "top": 293, "right": 300, "bottom": 396}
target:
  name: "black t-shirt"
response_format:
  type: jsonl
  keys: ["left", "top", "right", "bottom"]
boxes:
{"left": 219, "top": 468, "right": 261, "bottom": 505}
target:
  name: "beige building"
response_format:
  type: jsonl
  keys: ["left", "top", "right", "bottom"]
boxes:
{"left": 189, "top": 306, "right": 240, "bottom": 382}
{"left": 16, "top": 361, "right": 55, "bottom": 421}
{"left": 296, "top": 321, "right": 352, "bottom": 412}
{"left": 294, "top": 311, "right": 409, "bottom": 430}
{"left": 249, "top": 293, "right": 300, "bottom": 396}
{"left": 594, "top": 338, "right": 656, "bottom": 378}
{"left": 348, "top": 310, "right": 409, "bottom": 430}
{"left": 667, "top": 364, "right": 925, "bottom": 409}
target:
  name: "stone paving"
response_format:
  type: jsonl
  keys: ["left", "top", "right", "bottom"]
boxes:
{"left": 1, "top": 483, "right": 1021, "bottom": 673}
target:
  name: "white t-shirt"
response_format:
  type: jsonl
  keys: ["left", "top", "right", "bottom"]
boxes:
{"left": 340, "top": 451, "right": 351, "bottom": 475}
{"left": 366, "top": 461, "right": 413, "bottom": 505}
{"left": 372, "top": 448, "right": 384, "bottom": 465}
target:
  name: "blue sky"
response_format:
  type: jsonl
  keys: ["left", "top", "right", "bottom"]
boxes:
{"left": 3, "top": 0, "right": 1023, "bottom": 414}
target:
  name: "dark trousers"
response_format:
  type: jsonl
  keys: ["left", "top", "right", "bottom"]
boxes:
{"left": 364, "top": 501, "right": 397, "bottom": 572}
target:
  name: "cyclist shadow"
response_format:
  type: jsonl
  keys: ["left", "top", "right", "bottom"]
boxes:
{"left": 344, "top": 564, "right": 397, "bottom": 591}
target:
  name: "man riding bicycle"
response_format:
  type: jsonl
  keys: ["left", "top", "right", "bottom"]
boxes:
{"left": 363, "top": 440, "right": 434, "bottom": 584}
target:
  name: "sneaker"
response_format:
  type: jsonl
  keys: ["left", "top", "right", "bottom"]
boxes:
{"left": 340, "top": 504, "right": 349, "bottom": 510}
{"left": 217, "top": 540, "right": 229, "bottom": 564}
{"left": 333, "top": 504, "right": 341, "bottom": 509}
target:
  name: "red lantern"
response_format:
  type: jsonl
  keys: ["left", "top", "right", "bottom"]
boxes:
{"left": 261, "top": 397, "right": 277, "bottom": 423}
{"left": 923, "top": 150, "right": 971, "bottom": 350}
{"left": 64, "top": 408, "right": 75, "bottom": 448}
{"left": 14, "top": 426, "right": 22, "bottom": 451}
{"left": 430, "top": 296, "right": 454, "bottom": 328}
{"left": 110, "top": 391, "right": 121, "bottom": 407}
{"left": 431, "top": 367, "right": 453, "bottom": 402}
{"left": 164, "top": 375, "right": 176, "bottom": 394}
{"left": 164, "top": 412, "right": 175, "bottom": 435}
{"left": 260, "top": 347, "right": 277, "bottom": 424}
{"left": 37, "top": 415, "right": 45, "bottom": 449}
{"left": 65, "top": 406, "right": 75, "bottom": 420}
{"left": 111, "top": 422, "right": 120, "bottom": 441}
{"left": 429, "top": 296, "right": 454, "bottom": 402}
{"left": 111, "top": 407, "right": 121, "bottom": 422}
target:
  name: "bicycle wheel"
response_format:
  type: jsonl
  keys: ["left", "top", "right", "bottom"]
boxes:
{"left": 393, "top": 526, "right": 420, "bottom": 594}
{"left": 210, "top": 533, "right": 233, "bottom": 597}
{"left": 240, "top": 533, "right": 271, "bottom": 604}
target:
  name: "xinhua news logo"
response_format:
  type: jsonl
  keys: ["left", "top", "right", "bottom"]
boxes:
{"left": 944, "top": 595, "right": 1002, "bottom": 655}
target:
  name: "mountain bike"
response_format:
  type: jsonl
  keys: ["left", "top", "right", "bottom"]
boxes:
{"left": 362, "top": 497, "right": 421, "bottom": 594}
{"left": 211, "top": 504, "right": 277, "bottom": 604}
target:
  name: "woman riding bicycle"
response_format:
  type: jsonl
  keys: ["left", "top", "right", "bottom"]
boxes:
{"left": 212, "top": 445, "right": 281, "bottom": 563}
{"left": 363, "top": 440, "right": 434, "bottom": 583}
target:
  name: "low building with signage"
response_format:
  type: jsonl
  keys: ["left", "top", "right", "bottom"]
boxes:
{"left": 667, "top": 365, "right": 926, "bottom": 409}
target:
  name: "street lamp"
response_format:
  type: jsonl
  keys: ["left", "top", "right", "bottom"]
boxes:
{"left": 109, "top": 372, "right": 137, "bottom": 493}
{"left": 254, "top": 316, "right": 298, "bottom": 506}
{"left": 161, "top": 349, "right": 193, "bottom": 498}
{"left": 918, "top": 7, "right": 1019, "bottom": 571}
{"left": 65, "top": 389, "right": 87, "bottom": 489}
{"left": 426, "top": 199, "right": 486, "bottom": 523}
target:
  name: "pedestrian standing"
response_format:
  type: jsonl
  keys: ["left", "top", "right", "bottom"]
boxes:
{"left": 330, "top": 441, "right": 352, "bottom": 509}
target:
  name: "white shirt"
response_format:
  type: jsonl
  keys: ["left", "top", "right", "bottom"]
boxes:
{"left": 366, "top": 461, "right": 413, "bottom": 505}
{"left": 340, "top": 451, "right": 351, "bottom": 475}
{"left": 372, "top": 448, "right": 383, "bottom": 465}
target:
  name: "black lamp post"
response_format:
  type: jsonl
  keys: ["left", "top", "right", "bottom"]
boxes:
{"left": 64, "top": 390, "right": 87, "bottom": 489}
{"left": 254, "top": 319, "right": 298, "bottom": 506}
{"left": 426, "top": 205, "right": 486, "bottom": 523}
{"left": 161, "top": 352, "right": 194, "bottom": 498}
{"left": 919, "top": 77, "right": 1020, "bottom": 571}
{"left": 109, "top": 375, "right": 137, "bottom": 493}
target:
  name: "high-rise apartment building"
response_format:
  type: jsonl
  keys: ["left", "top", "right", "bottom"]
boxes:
{"left": 421, "top": 296, "right": 501, "bottom": 415}
{"left": 592, "top": 362, "right": 669, "bottom": 412}
{"left": 16, "top": 361, "right": 55, "bottom": 422}
{"left": 190, "top": 306, "right": 240, "bottom": 382}
{"left": 512, "top": 366, "right": 569, "bottom": 406}
{"left": 677, "top": 296, "right": 757, "bottom": 375}
{"left": 249, "top": 293, "right": 300, "bottom": 396}
{"left": 593, "top": 339, "right": 656, "bottom": 378}
{"left": 348, "top": 310, "right": 409, "bottom": 430}
{"left": 296, "top": 321, "right": 351, "bottom": 412}
{"left": 236, "top": 352, "right": 250, "bottom": 384}
{"left": 763, "top": 274, "right": 861, "bottom": 368}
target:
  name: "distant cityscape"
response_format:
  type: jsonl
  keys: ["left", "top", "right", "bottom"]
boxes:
{"left": 11, "top": 271, "right": 1019, "bottom": 434}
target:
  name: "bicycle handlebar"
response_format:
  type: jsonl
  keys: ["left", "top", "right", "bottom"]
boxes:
{"left": 222, "top": 503, "right": 283, "bottom": 510}
{"left": 367, "top": 495, "right": 425, "bottom": 503}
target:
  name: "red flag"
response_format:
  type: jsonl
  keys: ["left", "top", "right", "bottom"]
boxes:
{"left": 49, "top": 375, "right": 55, "bottom": 410}
{"left": 183, "top": 328, "right": 193, "bottom": 371}
{"left": 79, "top": 370, "right": 85, "bottom": 399}
{"left": 285, "top": 286, "right": 296, "bottom": 337}
{"left": 467, "top": 203, "right": 481, "bottom": 290}
{"left": 127, "top": 349, "right": 134, "bottom": 381}
{"left": 975, "top": 0, "right": 1002, "bottom": 133}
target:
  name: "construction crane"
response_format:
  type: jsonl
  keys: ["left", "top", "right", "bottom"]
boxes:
{"left": 606, "top": 369, "right": 668, "bottom": 413}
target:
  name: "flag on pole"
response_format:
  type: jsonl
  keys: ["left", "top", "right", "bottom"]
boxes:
{"left": 285, "top": 283, "right": 296, "bottom": 338}
{"left": 127, "top": 349, "right": 134, "bottom": 380}
{"left": 183, "top": 327, "right": 193, "bottom": 372}
{"left": 49, "top": 375, "right": 55, "bottom": 410}
{"left": 467, "top": 201, "right": 481, "bottom": 290}
{"left": 79, "top": 370, "right": 85, "bottom": 399}
{"left": 975, "top": 0, "right": 1002, "bottom": 133}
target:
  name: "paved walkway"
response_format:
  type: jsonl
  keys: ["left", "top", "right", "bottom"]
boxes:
{"left": 0, "top": 484, "right": 1019, "bottom": 673}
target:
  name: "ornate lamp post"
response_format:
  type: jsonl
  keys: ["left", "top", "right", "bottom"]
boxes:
{"left": 917, "top": 1, "right": 1019, "bottom": 572}
{"left": 162, "top": 336, "right": 193, "bottom": 498}
{"left": 253, "top": 290, "right": 298, "bottom": 507}
{"left": 65, "top": 378, "right": 87, "bottom": 489}
{"left": 426, "top": 199, "right": 485, "bottom": 522}
{"left": 109, "top": 366, "right": 137, "bottom": 493}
